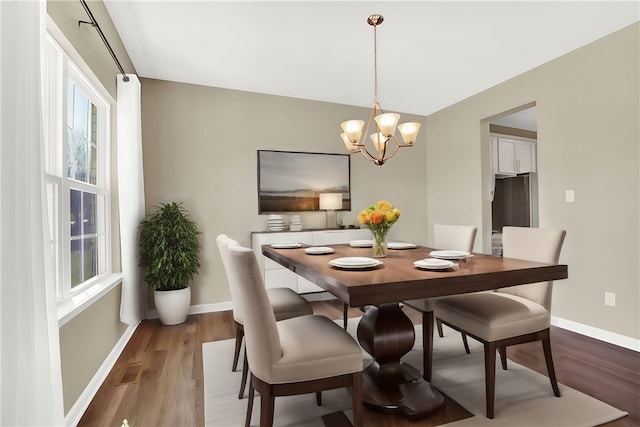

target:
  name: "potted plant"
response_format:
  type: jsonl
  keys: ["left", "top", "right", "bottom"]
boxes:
{"left": 139, "top": 202, "right": 201, "bottom": 325}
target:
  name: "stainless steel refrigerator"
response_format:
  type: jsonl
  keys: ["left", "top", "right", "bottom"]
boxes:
{"left": 492, "top": 174, "right": 535, "bottom": 231}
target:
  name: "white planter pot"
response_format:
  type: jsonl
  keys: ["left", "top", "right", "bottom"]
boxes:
{"left": 154, "top": 287, "right": 191, "bottom": 325}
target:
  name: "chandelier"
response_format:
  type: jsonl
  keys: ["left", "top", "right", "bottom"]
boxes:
{"left": 340, "top": 14, "right": 421, "bottom": 167}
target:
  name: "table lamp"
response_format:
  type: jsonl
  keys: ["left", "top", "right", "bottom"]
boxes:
{"left": 319, "top": 193, "right": 342, "bottom": 229}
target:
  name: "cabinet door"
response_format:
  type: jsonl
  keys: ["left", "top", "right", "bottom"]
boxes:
{"left": 515, "top": 141, "right": 536, "bottom": 173}
{"left": 312, "top": 230, "right": 350, "bottom": 245}
{"left": 497, "top": 138, "right": 517, "bottom": 175}
{"left": 264, "top": 268, "right": 297, "bottom": 291}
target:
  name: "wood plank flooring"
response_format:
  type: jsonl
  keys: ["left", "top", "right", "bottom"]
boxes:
{"left": 78, "top": 300, "right": 639, "bottom": 427}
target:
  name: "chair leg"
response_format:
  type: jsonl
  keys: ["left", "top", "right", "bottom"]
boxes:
{"left": 238, "top": 348, "right": 248, "bottom": 399}
{"left": 462, "top": 333, "right": 471, "bottom": 354}
{"left": 260, "top": 384, "right": 275, "bottom": 427}
{"left": 233, "top": 322, "right": 244, "bottom": 372}
{"left": 423, "top": 311, "right": 435, "bottom": 381}
{"left": 436, "top": 318, "right": 444, "bottom": 337}
{"left": 542, "top": 331, "right": 561, "bottom": 397}
{"left": 484, "top": 342, "right": 497, "bottom": 419}
{"left": 343, "top": 303, "right": 348, "bottom": 330}
{"left": 245, "top": 375, "right": 254, "bottom": 427}
{"left": 351, "top": 372, "right": 363, "bottom": 427}
{"left": 316, "top": 391, "right": 322, "bottom": 406}
{"left": 498, "top": 346, "right": 508, "bottom": 370}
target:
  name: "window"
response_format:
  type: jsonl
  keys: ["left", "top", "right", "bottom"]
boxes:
{"left": 42, "top": 33, "right": 112, "bottom": 304}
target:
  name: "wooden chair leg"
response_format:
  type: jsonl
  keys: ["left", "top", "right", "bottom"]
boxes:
{"left": 351, "top": 372, "right": 363, "bottom": 427}
{"left": 238, "top": 348, "right": 248, "bottom": 399}
{"left": 316, "top": 391, "right": 322, "bottom": 406}
{"left": 260, "top": 384, "right": 275, "bottom": 427}
{"left": 423, "top": 311, "right": 435, "bottom": 381}
{"left": 542, "top": 331, "right": 561, "bottom": 397}
{"left": 436, "top": 318, "right": 444, "bottom": 337}
{"left": 233, "top": 322, "right": 244, "bottom": 372}
{"left": 462, "top": 333, "right": 471, "bottom": 354}
{"left": 498, "top": 346, "right": 508, "bottom": 370}
{"left": 245, "top": 375, "right": 254, "bottom": 427}
{"left": 484, "top": 342, "right": 497, "bottom": 419}
{"left": 343, "top": 303, "right": 348, "bottom": 330}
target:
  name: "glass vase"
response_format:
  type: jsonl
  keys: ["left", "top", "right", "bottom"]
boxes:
{"left": 372, "top": 231, "right": 388, "bottom": 258}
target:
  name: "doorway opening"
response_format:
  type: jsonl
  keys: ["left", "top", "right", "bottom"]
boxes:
{"left": 484, "top": 104, "right": 538, "bottom": 255}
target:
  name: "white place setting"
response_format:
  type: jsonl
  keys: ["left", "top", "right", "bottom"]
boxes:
{"left": 387, "top": 241, "right": 417, "bottom": 250}
{"left": 304, "top": 246, "right": 335, "bottom": 255}
{"left": 270, "top": 242, "right": 302, "bottom": 249}
{"left": 414, "top": 258, "right": 455, "bottom": 270}
{"left": 329, "top": 257, "right": 383, "bottom": 269}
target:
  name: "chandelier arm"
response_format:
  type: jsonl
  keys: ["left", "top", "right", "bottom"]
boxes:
{"left": 359, "top": 146, "right": 378, "bottom": 162}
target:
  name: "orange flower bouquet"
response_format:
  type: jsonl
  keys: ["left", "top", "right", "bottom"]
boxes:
{"left": 358, "top": 200, "right": 401, "bottom": 257}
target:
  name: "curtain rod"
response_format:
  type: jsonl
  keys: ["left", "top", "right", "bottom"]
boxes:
{"left": 78, "top": 0, "right": 130, "bottom": 82}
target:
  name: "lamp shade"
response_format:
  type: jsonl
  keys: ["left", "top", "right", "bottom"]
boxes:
{"left": 319, "top": 193, "right": 343, "bottom": 210}
{"left": 398, "top": 122, "right": 421, "bottom": 145}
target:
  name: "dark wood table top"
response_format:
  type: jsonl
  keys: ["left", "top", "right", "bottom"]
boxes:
{"left": 262, "top": 244, "right": 568, "bottom": 307}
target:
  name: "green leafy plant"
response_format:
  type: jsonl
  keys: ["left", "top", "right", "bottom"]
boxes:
{"left": 139, "top": 202, "right": 201, "bottom": 291}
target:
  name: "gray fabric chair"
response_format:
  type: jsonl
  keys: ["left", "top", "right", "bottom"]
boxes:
{"left": 219, "top": 239, "right": 363, "bottom": 427}
{"left": 216, "top": 234, "right": 313, "bottom": 399}
{"left": 403, "top": 224, "right": 477, "bottom": 380}
{"left": 434, "top": 226, "right": 566, "bottom": 418}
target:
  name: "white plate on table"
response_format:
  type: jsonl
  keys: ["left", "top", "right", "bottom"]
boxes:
{"left": 305, "top": 246, "right": 334, "bottom": 255}
{"left": 388, "top": 242, "right": 417, "bottom": 250}
{"left": 349, "top": 240, "right": 373, "bottom": 248}
{"left": 429, "top": 250, "right": 470, "bottom": 260}
{"left": 329, "top": 257, "right": 382, "bottom": 269}
{"left": 414, "top": 258, "right": 455, "bottom": 270}
{"left": 270, "top": 242, "right": 302, "bottom": 249}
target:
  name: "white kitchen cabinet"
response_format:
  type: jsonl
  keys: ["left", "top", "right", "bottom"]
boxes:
{"left": 494, "top": 137, "right": 537, "bottom": 176}
{"left": 252, "top": 228, "right": 371, "bottom": 294}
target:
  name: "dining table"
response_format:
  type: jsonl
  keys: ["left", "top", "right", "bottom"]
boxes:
{"left": 261, "top": 242, "right": 568, "bottom": 420}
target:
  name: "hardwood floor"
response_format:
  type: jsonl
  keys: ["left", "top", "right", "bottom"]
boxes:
{"left": 78, "top": 300, "right": 639, "bottom": 427}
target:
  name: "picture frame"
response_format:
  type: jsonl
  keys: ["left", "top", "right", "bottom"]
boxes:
{"left": 257, "top": 150, "right": 351, "bottom": 213}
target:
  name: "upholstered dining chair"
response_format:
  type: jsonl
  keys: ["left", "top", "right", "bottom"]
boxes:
{"left": 434, "top": 226, "right": 566, "bottom": 418}
{"left": 403, "top": 224, "right": 477, "bottom": 381}
{"left": 220, "top": 240, "right": 363, "bottom": 427}
{"left": 216, "top": 234, "right": 313, "bottom": 399}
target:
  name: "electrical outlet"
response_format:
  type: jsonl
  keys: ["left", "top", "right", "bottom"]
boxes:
{"left": 605, "top": 291, "right": 616, "bottom": 307}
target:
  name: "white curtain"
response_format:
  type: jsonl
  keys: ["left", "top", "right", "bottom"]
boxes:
{"left": 0, "top": 1, "right": 64, "bottom": 425}
{"left": 117, "top": 74, "right": 146, "bottom": 324}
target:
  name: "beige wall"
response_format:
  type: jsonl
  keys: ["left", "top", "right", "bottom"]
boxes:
{"left": 140, "top": 79, "right": 428, "bottom": 305}
{"left": 47, "top": 0, "right": 136, "bottom": 416}
{"left": 59, "top": 286, "right": 127, "bottom": 413}
{"left": 425, "top": 23, "right": 639, "bottom": 339}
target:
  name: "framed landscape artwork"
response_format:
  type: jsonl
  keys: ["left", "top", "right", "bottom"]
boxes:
{"left": 257, "top": 150, "right": 351, "bottom": 213}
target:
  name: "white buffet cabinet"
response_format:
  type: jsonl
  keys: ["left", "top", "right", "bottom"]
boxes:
{"left": 251, "top": 228, "right": 372, "bottom": 294}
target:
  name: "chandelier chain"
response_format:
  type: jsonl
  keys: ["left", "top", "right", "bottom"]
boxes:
{"left": 373, "top": 23, "right": 378, "bottom": 103}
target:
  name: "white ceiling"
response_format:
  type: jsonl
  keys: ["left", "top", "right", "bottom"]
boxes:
{"left": 104, "top": 1, "right": 638, "bottom": 121}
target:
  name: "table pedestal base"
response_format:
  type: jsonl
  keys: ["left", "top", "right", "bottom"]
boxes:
{"left": 357, "top": 304, "right": 445, "bottom": 419}
{"left": 362, "top": 361, "right": 444, "bottom": 419}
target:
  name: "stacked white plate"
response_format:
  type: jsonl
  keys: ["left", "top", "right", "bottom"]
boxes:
{"left": 267, "top": 214, "right": 286, "bottom": 231}
{"left": 387, "top": 241, "right": 417, "bottom": 249}
{"left": 349, "top": 240, "right": 373, "bottom": 248}
{"left": 289, "top": 214, "right": 302, "bottom": 231}
{"left": 329, "top": 257, "right": 382, "bottom": 269}
{"left": 414, "top": 258, "right": 455, "bottom": 270}
{"left": 429, "top": 250, "right": 470, "bottom": 260}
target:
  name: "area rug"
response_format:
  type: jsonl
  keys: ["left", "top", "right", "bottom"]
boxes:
{"left": 203, "top": 319, "right": 627, "bottom": 426}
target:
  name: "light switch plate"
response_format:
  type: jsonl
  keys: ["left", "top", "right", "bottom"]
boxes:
{"left": 565, "top": 189, "right": 575, "bottom": 203}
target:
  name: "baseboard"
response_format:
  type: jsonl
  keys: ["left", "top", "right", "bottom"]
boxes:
{"left": 146, "top": 300, "right": 233, "bottom": 319}
{"left": 64, "top": 322, "right": 140, "bottom": 426}
{"left": 551, "top": 315, "right": 639, "bottom": 352}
